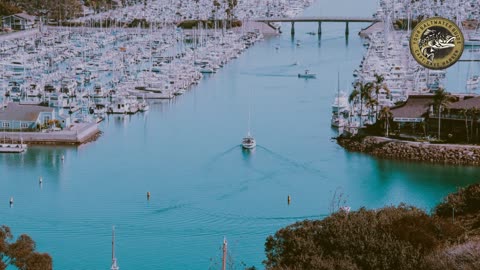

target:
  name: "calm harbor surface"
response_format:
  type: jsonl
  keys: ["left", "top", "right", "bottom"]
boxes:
{"left": 1, "top": 1, "right": 480, "bottom": 269}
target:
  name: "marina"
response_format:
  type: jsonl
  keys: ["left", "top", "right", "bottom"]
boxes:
{"left": 2, "top": 0, "right": 480, "bottom": 269}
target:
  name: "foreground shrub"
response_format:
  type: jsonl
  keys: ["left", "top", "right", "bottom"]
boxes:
{"left": 422, "top": 240, "right": 480, "bottom": 270}
{"left": 264, "top": 205, "right": 464, "bottom": 270}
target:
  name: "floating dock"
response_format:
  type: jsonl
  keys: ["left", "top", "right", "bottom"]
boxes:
{"left": 0, "top": 123, "right": 100, "bottom": 145}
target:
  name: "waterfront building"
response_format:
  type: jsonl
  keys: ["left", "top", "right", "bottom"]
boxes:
{"left": 1, "top": 13, "right": 37, "bottom": 31}
{"left": 389, "top": 94, "right": 480, "bottom": 141}
{"left": 0, "top": 103, "right": 58, "bottom": 131}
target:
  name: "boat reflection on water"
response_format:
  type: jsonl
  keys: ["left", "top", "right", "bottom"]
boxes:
{"left": 241, "top": 145, "right": 256, "bottom": 159}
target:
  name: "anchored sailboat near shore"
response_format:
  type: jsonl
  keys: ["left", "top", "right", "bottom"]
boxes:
{"left": 331, "top": 72, "right": 349, "bottom": 128}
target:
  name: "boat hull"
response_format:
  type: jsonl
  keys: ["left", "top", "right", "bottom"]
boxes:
{"left": 0, "top": 144, "right": 27, "bottom": 153}
{"left": 242, "top": 142, "right": 256, "bottom": 149}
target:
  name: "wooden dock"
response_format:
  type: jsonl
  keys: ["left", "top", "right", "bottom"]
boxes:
{"left": 0, "top": 123, "right": 100, "bottom": 145}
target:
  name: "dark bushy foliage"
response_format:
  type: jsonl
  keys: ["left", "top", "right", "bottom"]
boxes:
{"left": 435, "top": 183, "right": 480, "bottom": 218}
{"left": 0, "top": 225, "right": 52, "bottom": 270}
{"left": 422, "top": 240, "right": 480, "bottom": 270}
{"left": 0, "top": 2, "right": 22, "bottom": 16}
{"left": 264, "top": 205, "right": 465, "bottom": 270}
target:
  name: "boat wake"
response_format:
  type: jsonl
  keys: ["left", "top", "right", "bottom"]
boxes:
{"left": 189, "top": 206, "right": 328, "bottom": 221}
{"left": 256, "top": 145, "right": 324, "bottom": 174}
{"left": 152, "top": 203, "right": 189, "bottom": 214}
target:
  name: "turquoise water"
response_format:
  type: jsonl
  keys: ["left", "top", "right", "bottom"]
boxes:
{"left": 2, "top": 1, "right": 480, "bottom": 269}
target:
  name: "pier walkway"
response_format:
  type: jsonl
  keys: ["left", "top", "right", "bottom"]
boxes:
{"left": 0, "top": 123, "right": 100, "bottom": 145}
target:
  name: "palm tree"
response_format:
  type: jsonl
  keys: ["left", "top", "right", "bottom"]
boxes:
{"left": 348, "top": 88, "right": 359, "bottom": 104}
{"left": 365, "top": 96, "right": 378, "bottom": 123}
{"left": 431, "top": 88, "right": 454, "bottom": 140}
{"left": 460, "top": 109, "right": 470, "bottom": 142}
{"left": 373, "top": 73, "right": 390, "bottom": 119}
{"left": 353, "top": 81, "right": 373, "bottom": 126}
{"left": 378, "top": 106, "right": 393, "bottom": 136}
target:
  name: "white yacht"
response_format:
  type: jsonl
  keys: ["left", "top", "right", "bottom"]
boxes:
{"left": 332, "top": 92, "right": 350, "bottom": 114}
{"left": 331, "top": 74, "right": 349, "bottom": 128}
{"left": 59, "top": 78, "right": 77, "bottom": 97}
{"left": 138, "top": 100, "right": 149, "bottom": 112}
{"left": 25, "top": 83, "right": 42, "bottom": 97}
{"left": 107, "top": 98, "right": 131, "bottom": 114}
{"left": 93, "top": 84, "right": 107, "bottom": 98}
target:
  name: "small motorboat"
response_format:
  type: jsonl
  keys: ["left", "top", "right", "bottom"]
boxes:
{"left": 298, "top": 69, "right": 316, "bottom": 79}
{"left": 242, "top": 132, "right": 256, "bottom": 149}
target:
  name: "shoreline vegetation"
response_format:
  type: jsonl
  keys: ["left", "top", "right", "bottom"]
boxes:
{"left": 337, "top": 135, "right": 480, "bottom": 166}
{"left": 0, "top": 226, "right": 52, "bottom": 270}
{"left": 264, "top": 183, "right": 480, "bottom": 270}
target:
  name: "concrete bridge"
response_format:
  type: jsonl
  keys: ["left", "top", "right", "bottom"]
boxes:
{"left": 253, "top": 16, "right": 380, "bottom": 36}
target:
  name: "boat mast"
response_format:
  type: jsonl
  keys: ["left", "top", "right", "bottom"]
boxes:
{"left": 111, "top": 226, "right": 119, "bottom": 270}
{"left": 222, "top": 237, "right": 227, "bottom": 270}
{"left": 337, "top": 71, "right": 340, "bottom": 100}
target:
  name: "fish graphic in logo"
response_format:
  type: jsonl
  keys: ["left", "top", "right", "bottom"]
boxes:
{"left": 410, "top": 17, "right": 464, "bottom": 70}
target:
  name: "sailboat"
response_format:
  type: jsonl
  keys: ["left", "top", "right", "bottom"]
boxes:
{"left": 331, "top": 73, "right": 348, "bottom": 128}
{"left": 110, "top": 226, "right": 119, "bottom": 270}
{"left": 242, "top": 91, "right": 256, "bottom": 149}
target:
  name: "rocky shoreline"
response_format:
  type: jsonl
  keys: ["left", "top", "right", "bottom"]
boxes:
{"left": 337, "top": 136, "right": 480, "bottom": 166}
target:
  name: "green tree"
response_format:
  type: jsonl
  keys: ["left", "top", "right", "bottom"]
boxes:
{"left": 0, "top": 2, "right": 22, "bottom": 16}
{"left": 0, "top": 225, "right": 52, "bottom": 270}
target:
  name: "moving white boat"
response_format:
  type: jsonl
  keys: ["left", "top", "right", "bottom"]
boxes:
{"left": 242, "top": 131, "right": 256, "bottom": 149}
{"left": 298, "top": 69, "right": 316, "bottom": 79}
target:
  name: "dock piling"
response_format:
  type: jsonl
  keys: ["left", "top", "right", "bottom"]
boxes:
{"left": 345, "top": 22, "right": 349, "bottom": 36}
{"left": 291, "top": 22, "right": 295, "bottom": 36}
{"left": 318, "top": 21, "right": 322, "bottom": 35}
